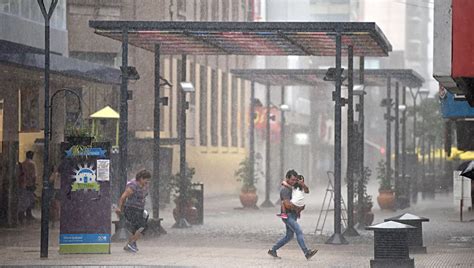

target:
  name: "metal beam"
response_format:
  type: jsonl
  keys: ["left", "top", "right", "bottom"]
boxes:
{"left": 184, "top": 31, "right": 232, "bottom": 55}
{"left": 277, "top": 31, "right": 313, "bottom": 55}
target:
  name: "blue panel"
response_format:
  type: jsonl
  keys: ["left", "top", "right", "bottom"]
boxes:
{"left": 60, "top": 234, "right": 110, "bottom": 244}
{"left": 440, "top": 92, "right": 474, "bottom": 118}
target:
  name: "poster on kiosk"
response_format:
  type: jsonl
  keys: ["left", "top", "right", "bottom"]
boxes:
{"left": 59, "top": 143, "right": 111, "bottom": 254}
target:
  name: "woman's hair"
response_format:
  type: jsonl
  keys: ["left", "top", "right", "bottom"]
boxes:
{"left": 136, "top": 170, "right": 152, "bottom": 180}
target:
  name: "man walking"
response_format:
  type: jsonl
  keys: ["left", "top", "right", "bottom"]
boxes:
{"left": 268, "top": 169, "right": 318, "bottom": 260}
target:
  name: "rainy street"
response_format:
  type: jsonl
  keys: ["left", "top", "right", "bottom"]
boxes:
{"left": 0, "top": 192, "right": 473, "bottom": 267}
{"left": 1, "top": 0, "right": 474, "bottom": 267}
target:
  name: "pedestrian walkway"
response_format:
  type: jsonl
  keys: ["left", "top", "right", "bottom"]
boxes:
{"left": 0, "top": 192, "right": 472, "bottom": 267}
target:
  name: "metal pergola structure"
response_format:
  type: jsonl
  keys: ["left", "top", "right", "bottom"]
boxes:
{"left": 231, "top": 68, "right": 424, "bottom": 235}
{"left": 89, "top": 20, "right": 392, "bottom": 243}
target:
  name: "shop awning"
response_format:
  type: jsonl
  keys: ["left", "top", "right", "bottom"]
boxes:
{"left": 90, "top": 106, "right": 120, "bottom": 119}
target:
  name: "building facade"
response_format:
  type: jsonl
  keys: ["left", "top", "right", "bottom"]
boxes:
{"left": 0, "top": 0, "right": 120, "bottom": 226}
{"left": 67, "top": 0, "right": 254, "bottom": 195}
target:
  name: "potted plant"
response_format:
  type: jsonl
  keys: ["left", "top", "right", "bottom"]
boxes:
{"left": 354, "top": 166, "right": 374, "bottom": 226}
{"left": 65, "top": 125, "right": 94, "bottom": 146}
{"left": 64, "top": 124, "right": 95, "bottom": 157}
{"left": 235, "top": 157, "right": 260, "bottom": 208}
{"left": 376, "top": 160, "right": 395, "bottom": 210}
{"left": 169, "top": 164, "right": 199, "bottom": 224}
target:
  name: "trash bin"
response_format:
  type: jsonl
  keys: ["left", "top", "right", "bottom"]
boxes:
{"left": 366, "top": 221, "right": 415, "bottom": 268}
{"left": 191, "top": 183, "right": 204, "bottom": 224}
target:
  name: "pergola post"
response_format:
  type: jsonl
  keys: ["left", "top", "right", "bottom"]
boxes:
{"left": 280, "top": 86, "right": 286, "bottom": 183}
{"left": 249, "top": 82, "right": 256, "bottom": 194}
{"left": 112, "top": 27, "right": 130, "bottom": 242}
{"left": 344, "top": 46, "right": 359, "bottom": 236}
{"left": 326, "top": 32, "right": 348, "bottom": 245}
{"left": 386, "top": 76, "right": 392, "bottom": 189}
{"left": 401, "top": 86, "right": 408, "bottom": 208}
{"left": 356, "top": 57, "right": 366, "bottom": 229}
{"left": 150, "top": 44, "right": 166, "bottom": 234}
{"left": 261, "top": 83, "right": 274, "bottom": 207}
{"left": 394, "top": 82, "right": 400, "bottom": 207}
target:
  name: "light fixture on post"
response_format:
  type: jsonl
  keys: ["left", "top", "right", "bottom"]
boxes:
{"left": 324, "top": 67, "right": 346, "bottom": 82}
{"left": 120, "top": 66, "right": 140, "bottom": 80}
{"left": 180, "top": 82, "right": 195, "bottom": 92}
{"left": 280, "top": 103, "right": 290, "bottom": 111}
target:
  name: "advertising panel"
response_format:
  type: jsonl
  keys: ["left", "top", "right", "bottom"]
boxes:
{"left": 59, "top": 145, "right": 111, "bottom": 254}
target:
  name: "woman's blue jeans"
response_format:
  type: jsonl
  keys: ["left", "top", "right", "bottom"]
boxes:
{"left": 272, "top": 212, "right": 308, "bottom": 254}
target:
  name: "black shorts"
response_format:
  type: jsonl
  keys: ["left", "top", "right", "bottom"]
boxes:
{"left": 124, "top": 206, "right": 148, "bottom": 234}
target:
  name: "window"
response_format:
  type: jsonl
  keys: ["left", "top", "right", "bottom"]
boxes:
{"left": 211, "top": 0, "right": 218, "bottom": 21}
{"left": 69, "top": 52, "right": 117, "bottom": 67}
{"left": 210, "top": 69, "right": 218, "bottom": 146}
{"left": 231, "top": 0, "right": 241, "bottom": 21}
{"left": 200, "top": 0, "right": 208, "bottom": 21}
{"left": 177, "top": 0, "right": 186, "bottom": 12}
{"left": 221, "top": 73, "right": 228, "bottom": 147}
{"left": 199, "top": 65, "right": 208, "bottom": 146}
{"left": 222, "top": 0, "right": 229, "bottom": 21}
{"left": 2, "top": 0, "right": 66, "bottom": 29}
{"left": 231, "top": 77, "right": 238, "bottom": 147}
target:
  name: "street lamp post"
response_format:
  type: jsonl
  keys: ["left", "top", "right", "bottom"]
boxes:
{"left": 37, "top": 0, "right": 58, "bottom": 258}
{"left": 173, "top": 55, "right": 195, "bottom": 228}
{"left": 261, "top": 83, "right": 274, "bottom": 207}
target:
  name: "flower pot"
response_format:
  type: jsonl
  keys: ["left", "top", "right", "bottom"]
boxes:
{"left": 239, "top": 190, "right": 258, "bottom": 208}
{"left": 377, "top": 189, "right": 395, "bottom": 210}
{"left": 66, "top": 136, "right": 93, "bottom": 146}
{"left": 354, "top": 210, "right": 374, "bottom": 226}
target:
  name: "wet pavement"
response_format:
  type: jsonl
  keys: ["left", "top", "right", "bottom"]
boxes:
{"left": 0, "top": 190, "right": 473, "bottom": 267}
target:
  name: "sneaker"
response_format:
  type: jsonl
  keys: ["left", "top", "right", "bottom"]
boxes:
{"left": 276, "top": 213, "right": 288, "bottom": 219}
{"left": 305, "top": 249, "right": 318, "bottom": 260}
{"left": 267, "top": 249, "right": 280, "bottom": 259}
{"left": 123, "top": 243, "right": 137, "bottom": 253}
{"left": 131, "top": 241, "right": 139, "bottom": 251}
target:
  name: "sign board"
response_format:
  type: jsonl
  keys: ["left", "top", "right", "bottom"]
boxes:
{"left": 96, "top": 159, "right": 110, "bottom": 182}
{"left": 60, "top": 145, "right": 111, "bottom": 254}
{"left": 294, "top": 133, "right": 309, "bottom": 145}
{"left": 441, "top": 91, "right": 474, "bottom": 118}
{"left": 453, "top": 171, "right": 472, "bottom": 211}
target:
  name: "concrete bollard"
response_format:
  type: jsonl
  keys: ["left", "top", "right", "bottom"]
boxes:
{"left": 385, "top": 213, "right": 429, "bottom": 253}
{"left": 366, "top": 221, "right": 415, "bottom": 268}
